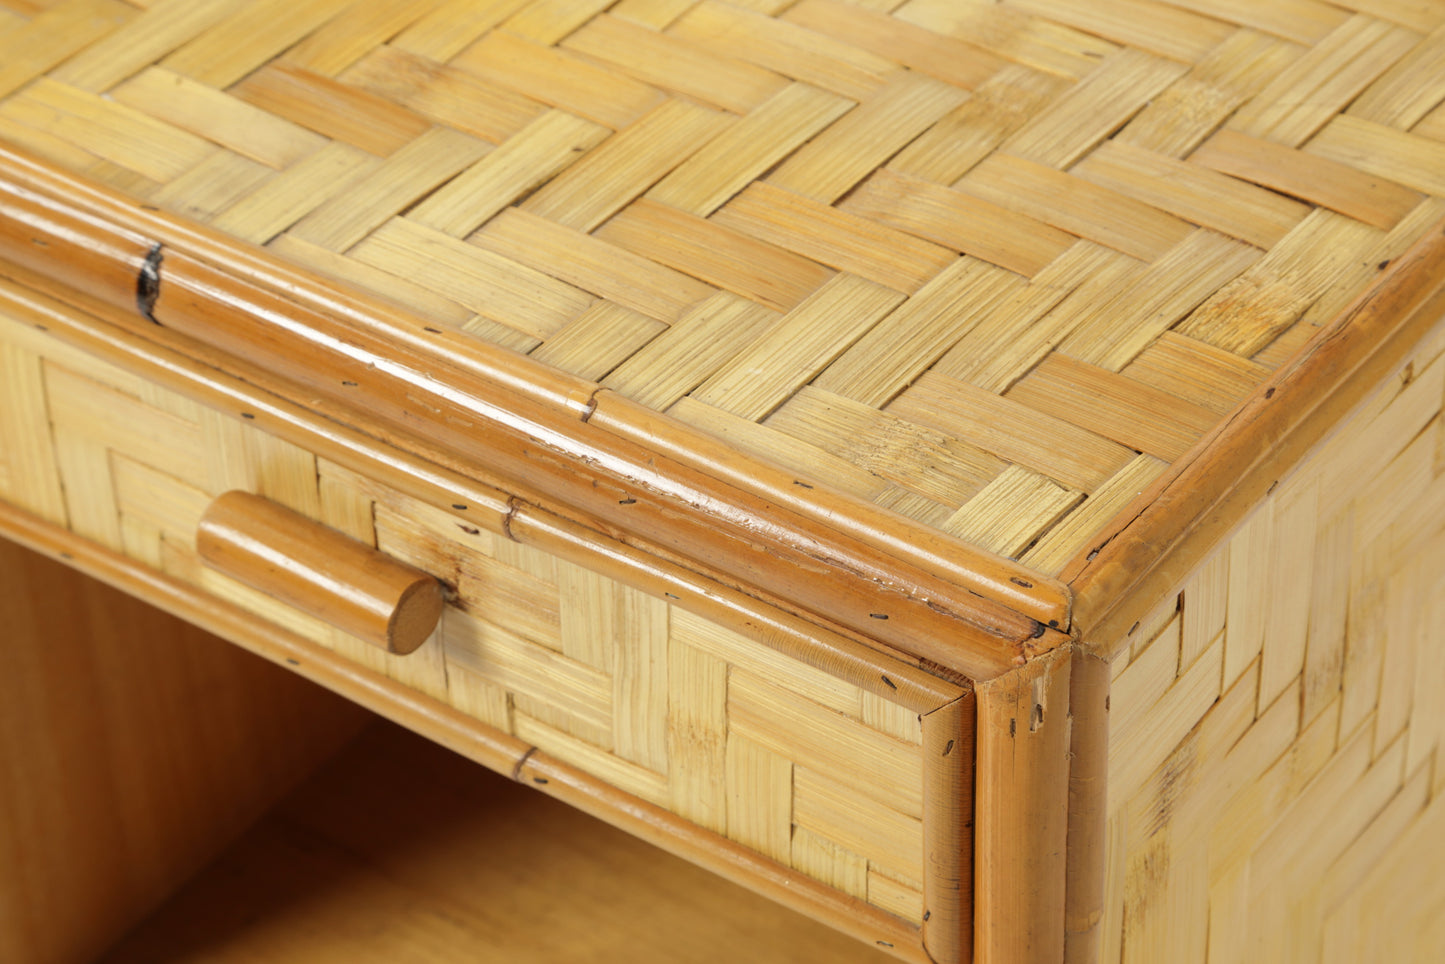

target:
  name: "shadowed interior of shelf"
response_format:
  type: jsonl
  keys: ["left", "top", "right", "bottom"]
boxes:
{"left": 101, "top": 719, "right": 894, "bottom": 964}
{"left": 0, "top": 535, "right": 368, "bottom": 964}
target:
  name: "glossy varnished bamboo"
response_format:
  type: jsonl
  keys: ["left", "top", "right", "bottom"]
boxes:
{"left": 0, "top": 146, "right": 1064, "bottom": 677}
{"left": 0, "top": 264, "right": 956, "bottom": 705}
{"left": 198, "top": 490, "right": 444, "bottom": 655}
{"left": 920, "top": 692, "right": 976, "bottom": 964}
{"left": 1063, "top": 651, "right": 1110, "bottom": 964}
{"left": 0, "top": 536, "right": 366, "bottom": 964}
{"left": 973, "top": 648, "right": 1073, "bottom": 963}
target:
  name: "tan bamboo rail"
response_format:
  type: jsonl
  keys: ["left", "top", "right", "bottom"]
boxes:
{"left": 0, "top": 144, "right": 1063, "bottom": 680}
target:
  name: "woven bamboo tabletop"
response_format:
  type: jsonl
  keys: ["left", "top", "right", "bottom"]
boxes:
{"left": 1, "top": 0, "right": 1443, "bottom": 596}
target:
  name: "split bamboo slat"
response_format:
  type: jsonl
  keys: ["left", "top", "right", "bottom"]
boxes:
{"left": 0, "top": 0, "right": 1443, "bottom": 962}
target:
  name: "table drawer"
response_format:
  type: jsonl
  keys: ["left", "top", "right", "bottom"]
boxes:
{"left": 0, "top": 296, "right": 972, "bottom": 961}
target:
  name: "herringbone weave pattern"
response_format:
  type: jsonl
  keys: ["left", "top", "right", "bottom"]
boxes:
{"left": 0, "top": 0, "right": 1442, "bottom": 570}
{"left": 0, "top": 307, "right": 935, "bottom": 926}
{"left": 1101, "top": 318, "right": 1445, "bottom": 962}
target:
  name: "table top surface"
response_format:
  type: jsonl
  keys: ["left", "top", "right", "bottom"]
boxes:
{"left": 1, "top": 0, "right": 1443, "bottom": 654}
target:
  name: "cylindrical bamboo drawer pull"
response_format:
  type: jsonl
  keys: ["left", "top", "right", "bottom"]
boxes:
{"left": 197, "top": 490, "right": 444, "bottom": 655}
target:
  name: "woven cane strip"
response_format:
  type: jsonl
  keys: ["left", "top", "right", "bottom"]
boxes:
{"left": 1101, "top": 318, "right": 1445, "bottom": 961}
{"left": 0, "top": 0, "right": 1443, "bottom": 570}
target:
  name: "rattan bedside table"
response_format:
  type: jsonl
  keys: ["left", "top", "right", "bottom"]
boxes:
{"left": 1, "top": 2, "right": 1443, "bottom": 961}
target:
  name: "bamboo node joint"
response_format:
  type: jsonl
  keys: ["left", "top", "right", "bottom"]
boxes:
{"left": 137, "top": 242, "right": 163, "bottom": 324}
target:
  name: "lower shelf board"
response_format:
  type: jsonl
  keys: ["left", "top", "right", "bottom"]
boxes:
{"left": 100, "top": 719, "right": 895, "bottom": 963}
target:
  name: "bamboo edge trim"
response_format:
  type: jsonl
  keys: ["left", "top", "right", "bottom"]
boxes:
{"left": 1063, "top": 650, "right": 1110, "bottom": 964}
{"left": 0, "top": 497, "right": 933, "bottom": 964}
{"left": 0, "top": 214, "right": 1027, "bottom": 681}
{"left": 0, "top": 144, "right": 1068, "bottom": 665}
{"left": 920, "top": 693, "right": 977, "bottom": 964}
{"left": 973, "top": 647, "right": 1073, "bottom": 963}
{"left": 0, "top": 275, "right": 963, "bottom": 705}
{"left": 1063, "top": 218, "right": 1445, "bottom": 654}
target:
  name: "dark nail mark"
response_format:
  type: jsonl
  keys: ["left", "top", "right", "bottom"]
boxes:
{"left": 881, "top": 674, "right": 896, "bottom": 690}
{"left": 943, "top": 739, "right": 954, "bottom": 756}
{"left": 285, "top": 658, "right": 300, "bottom": 666}
{"left": 1267, "top": 480, "right": 1279, "bottom": 495}
{"left": 532, "top": 777, "right": 549, "bottom": 785}
{"left": 241, "top": 412, "right": 255, "bottom": 420}
{"left": 792, "top": 480, "right": 814, "bottom": 489}
{"left": 511, "top": 746, "right": 538, "bottom": 781}
{"left": 137, "top": 243, "right": 163, "bottom": 324}
{"left": 618, "top": 496, "right": 637, "bottom": 505}
{"left": 1128, "top": 621, "right": 1140, "bottom": 636}
{"left": 456, "top": 524, "right": 480, "bottom": 535}
{"left": 1265, "top": 387, "right": 1276, "bottom": 399}
{"left": 1048, "top": 619, "right": 1059, "bottom": 628}
{"left": 452, "top": 503, "right": 467, "bottom": 510}
{"left": 35, "top": 325, "right": 47, "bottom": 332}
{"left": 1032, "top": 703, "right": 1045, "bottom": 729}
{"left": 923, "top": 911, "right": 931, "bottom": 922}
{"left": 341, "top": 380, "right": 358, "bottom": 387}
{"left": 665, "top": 592, "right": 680, "bottom": 599}
{"left": 870, "top": 612, "right": 889, "bottom": 620}
{"left": 1378, "top": 259, "right": 1391, "bottom": 270}
{"left": 1031, "top": 620, "right": 1047, "bottom": 638}
{"left": 1009, "top": 718, "right": 1017, "bottom": 738}
{"left": 1104, "top": 696, "right": 1111, "bottom": 712}
{"left": 1010, "top": 576, "right": 1034, "bottom": 588}
{"left": 423, "top": 326, "right": 442, "bottom": 334}
{"left": 140, "top": 204, "right": 160, "bottom": 212}
{"left": 876, "top": 942, "right": 893, "bottom": 949}
{"left": 501, "top": 497, "right": 521, "bottom": 542}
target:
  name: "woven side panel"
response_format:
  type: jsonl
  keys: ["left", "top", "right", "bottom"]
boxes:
{"left": 1099, "top": 316, "right": 1445, "bottom": 962}
{"left": 0, "top": 311, "right": 926, "bottom": 925}
{"left": 1, "top": 0, "right": 1442, "bottom": 572}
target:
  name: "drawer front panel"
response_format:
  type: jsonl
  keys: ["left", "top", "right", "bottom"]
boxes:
{"left": 0, "top": 307, "right": 941, "bottom": 929}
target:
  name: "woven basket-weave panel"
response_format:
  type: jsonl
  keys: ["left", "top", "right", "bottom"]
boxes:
{"left": 1100, "top": 316, "right": 1445, "bottom": 962}
{"left": 1, "top": 0, "right": 1442, "bottom": 572}
{"left": 0, "top": 308, "right": 930, "bottom": 926}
